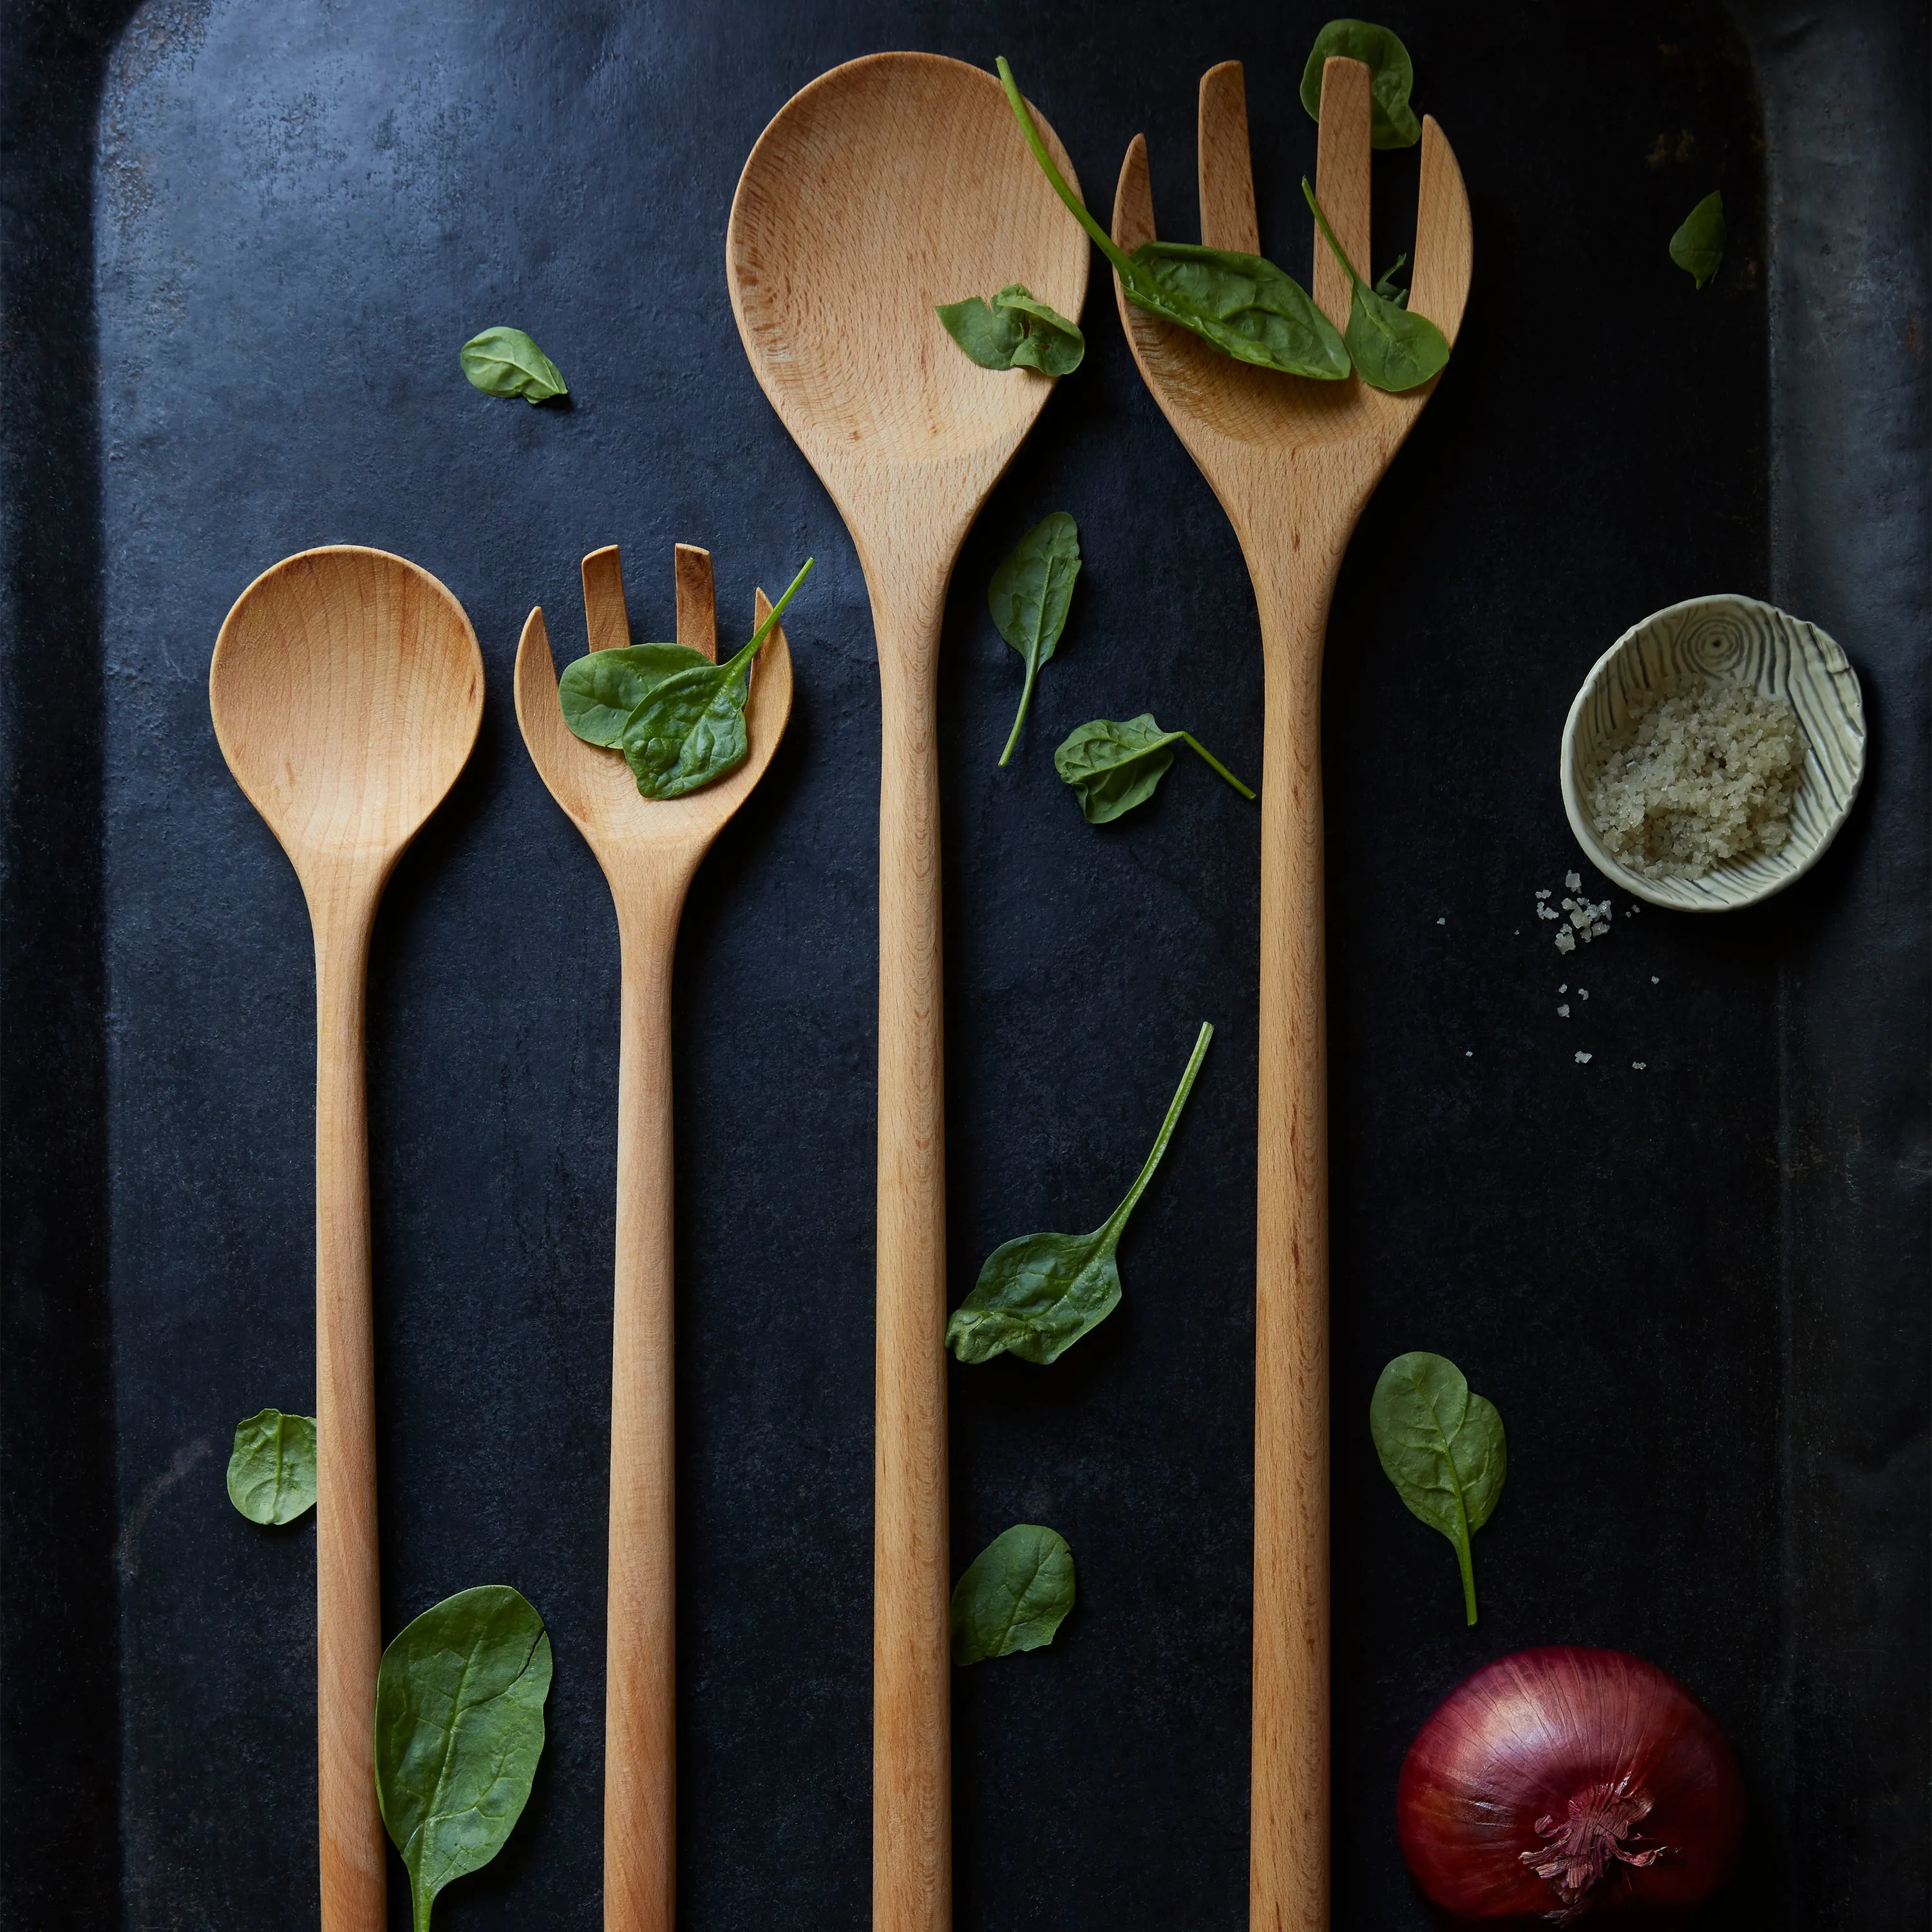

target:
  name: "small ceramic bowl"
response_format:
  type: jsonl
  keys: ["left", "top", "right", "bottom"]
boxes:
{"left": 1560, "top": 592, "right": 1866, "bottom": 912}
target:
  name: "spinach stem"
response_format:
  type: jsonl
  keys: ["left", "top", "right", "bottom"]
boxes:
{"left": 996, "top": 58, "right": 1139, "bottom": 283}
{"left": 1300, "top": 176, "right": 1365, "bottom": 290}
{"left": 1100, "top": 1021, "right": 1214, "bottom": 1242}
{"left": 998, "top": 663, "right": 1037, "bottom": 767}
{"left": 1455, "top": 1523, "right": 1479, "bottom": 1625}
{"left": 1180, "top": 734, "right": 1257, "bottom": 800}
{"left": 723, "top": 555, "right": 815, "bottom": 676}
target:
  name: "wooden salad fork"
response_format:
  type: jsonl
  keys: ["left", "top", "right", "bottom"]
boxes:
{"left": 513, "top": 543, "right": 792, "bottom": 1932}
{"left": 727, "top": 53, "right": 1088, "bottom": 1932}
{"left": 1111, "top": 56, "right": 1472, "bottom": 1931}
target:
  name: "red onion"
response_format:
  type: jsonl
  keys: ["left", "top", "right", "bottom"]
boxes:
{"left": 1396, "top": 1647, "right": 1745, "bottom": 1924}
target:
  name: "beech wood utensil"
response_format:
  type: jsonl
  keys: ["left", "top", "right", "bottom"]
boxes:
{"left": 514, "top": 543, "right": 791, "bottom": 1932}
{"left": 1109, "top": 57, "right": 1472, "bottom": 1931}
{"left": 210, "top": 545, "right": 484, "bottom": 1932}
{"left": 726, "top": 54, "right": 1088, "bottom": 1932}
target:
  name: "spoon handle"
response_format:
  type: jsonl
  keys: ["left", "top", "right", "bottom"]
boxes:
{"left": 873, "top": 630, "right": 951, "bottom": 1932}
{"left": 1248, "top": 553, "right": 1336, "bottom": 1932}
{"left": 604, "top": 873, "right": 688, "bottom": 1932}
{"left": 313, "top": 894, "right": 386, "bottom": 1932}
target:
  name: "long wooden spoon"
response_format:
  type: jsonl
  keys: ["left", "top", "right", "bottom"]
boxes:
{"left": 726, "top": 55, "right": 1088, "bottom": 1932}
{"left": 515, "top": 543, "right": 791, "bottom": 1932}
{"left": 1106, "top": 59, "right": 1472, "bottom": 1931}
{"left": 211, "top": 545, "right": 484, "bottom": 1932}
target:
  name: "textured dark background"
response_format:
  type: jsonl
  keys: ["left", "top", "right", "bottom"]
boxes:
{"left": 2, "top": 1, "right": 1926, "bottom": 1927}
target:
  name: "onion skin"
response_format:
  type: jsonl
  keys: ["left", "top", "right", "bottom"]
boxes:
{"left": 1397, "top": 1647, "right": 1745, "bottom": 1923}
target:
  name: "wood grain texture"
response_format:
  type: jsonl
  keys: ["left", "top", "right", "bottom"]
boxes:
{"left": 209, "top": 546, "right": 484, "bottom": 1932}
{"left": 1113, "top": 61, "right": 1473, "bottom": 1932}
{"left": 515, "top": 547, "right": 791, "bottom": 1932}
{"left": 725, "top": 53, "right": 1089, "bottom": 1932}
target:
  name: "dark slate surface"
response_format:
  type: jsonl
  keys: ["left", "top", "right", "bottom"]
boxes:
{"left": 1, "top": 0, "right": 1924, "bottom": 1927}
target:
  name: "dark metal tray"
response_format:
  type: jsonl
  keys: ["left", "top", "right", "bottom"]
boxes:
{"left": 3, "top": 1, "right": 1925, "bottom": 1926}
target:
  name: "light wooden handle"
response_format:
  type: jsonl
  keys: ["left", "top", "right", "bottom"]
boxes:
{"left": 1248, "top": 556, "right": 1337, "bottom": 1932}
{"left": 314, "top": 893, "right": 385, "bottom": 1932}
{"left": 605, "top": 873, "right": 687, "bottom": 1932}
{"left": 871, "top": 586, "right": 951, "bottom": 1932}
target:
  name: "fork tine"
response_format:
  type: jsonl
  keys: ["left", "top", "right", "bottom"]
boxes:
{"left": 513, "top": 605, "right": 578, "bottom": 791}
{"left": 1311, "top": 55, "right": 1372, "bottom": 331}
{"left": 674, "top": 543, "right": 718, "bottom": 661}
{"left": 1198, "top": 62, "right": 1260, "bottom": 253}
{"left": 582, "top": 545, "right": 632, "bottom": 654}
{"left": 1113, "top": 133, "right": 1157, "bottom": 254}
{"left": 1408, "top": 117, "right": 1473, "bottom": 346}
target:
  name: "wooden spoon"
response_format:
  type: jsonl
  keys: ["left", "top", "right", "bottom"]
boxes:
{"left": 726, "top": 55, "right": 1088, "bottom": 1932}
{"left": 514, "top": 542, "right": 791, "bottom": 1932}
{"left": 210, "top": 545, "right": 484, "bottom": 1932}
{"left": 1108, "top": 59, "right": 1472, "bottom": 1931}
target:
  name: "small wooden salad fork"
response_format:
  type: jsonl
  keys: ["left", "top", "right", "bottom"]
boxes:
{"left": 514, "top": 544, "right": 792, "bottom": 1932}
{"left": 1110, "top": 56, "right": 1472, "bottom": 1931}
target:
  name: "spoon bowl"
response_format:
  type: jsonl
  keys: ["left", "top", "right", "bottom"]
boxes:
{"left": 213, "top": 545, "right": 482, "bottom": 880}
{"left": 211, "top": 542, "right": 482, "bottom": 1932}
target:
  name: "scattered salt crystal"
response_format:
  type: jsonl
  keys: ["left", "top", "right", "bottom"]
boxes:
{"left": 1465, "top": 1050, "right": 1473, "bottom": 1057}
{"left": 1558, "top": 983, "right": 1567, "bottom": 992}
{"left": 1651, "top": 975, "right": 1660, "bottom": 984}
{"left": 1437, "top": 916, "right": 1446, "bottom": 925}
{"left": 1578, "top": 988, "right": 1588, "bottom": 999}
{"left": 1633, "top": 1061, "right": 1647, "bottom": 1070}
{"left": 1575, "top": 1050, "right": 1593, "bottom": 1064}
{"left": 1566, "top": 871, "right": 1582, "bottom": 889}
{"left": 1557, "top": 1003, "right": 1570, "bottom": 1018}
{"left": 1535, "top": 889, "right": 1551, "bottom": 899}
{"left": 1555, "top": 929, "right": 1577, "bottom": 954}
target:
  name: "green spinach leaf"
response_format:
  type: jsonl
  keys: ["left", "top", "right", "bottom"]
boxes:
{"left": 559, "top": 642, "right": 714, "bottom": 747}
{"left": 225, "top": 1408, "right": 316, "bottom": 1526}
{"left": 951, "top": 1524, "right": 1075, "bottom": 1663}
{"left": 938, "top": 284, "right": 1085, "bottom": 375}
{"left": 997, "top": 59, "right": 1350, "bottom": 382}
{"left": 947, "top": 1021, "right": 1213, "bottom": 1364}
{"left": 1298, "top": 19, "right": 1423, "bottom": 149}
{"left": 617, "top": 557, "right": 808, "bottom": 797}
{"left": 990, "top": 513, "right": 1081, "bottom": 766}
{"left": 1053, "top": 714, "right": 1255, "bottom": 824}
{"left": 459, "top": 327, "right": 569, "bottom": 404}
{"left": 1374, "top": 251, "right": 1411, "bottom": 308}
{"left": 1370, "top": 1351, "right": 1507, "bottom": 1626}
{"left": 1303, "top": 180, "right": 1451, "bottom": 392}
{"left": 1669, "top": 190, "right": 1725, "bottom": 289}
{"left": 375, "top": 1585, "right": 553, "bottom": 1932}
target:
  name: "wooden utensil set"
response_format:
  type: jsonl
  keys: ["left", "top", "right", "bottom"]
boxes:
{"left": 210, "top": 52, "right": 1468, "bottom": 1932}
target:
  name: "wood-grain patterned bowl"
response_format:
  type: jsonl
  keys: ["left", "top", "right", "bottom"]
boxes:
{"left": 1560, "top": 592, "right": 1866, "bottom": 911}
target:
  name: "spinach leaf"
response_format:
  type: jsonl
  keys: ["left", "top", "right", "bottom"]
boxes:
{"left": 1303, "top": 180, "right": 1451, "bottom": 392}
{"left": 947, "top": 1021, "right": 1213, "bottom": 1364}
{"left": 1053, "top": 714, "right": 1256, "bottom": 824}
{"left": 559, "top": 641, "right": 713, "bottom": 747}
{"left": 938, "top": 284, "right": 1085, "bottom": 375}
{"left": 997, "top": 59, "right": 1350, "bottom": 382}
{"left": 616, "top": 556, "right": 809, "bottom": 797}
{"left": 459, "top": 327, "right": 569, "bottom": 404}
{"left": 951, "top": 1524, "right": 1075, "bottom": 1663}
{"left": 375, "top": 1585, "right": 553, "bottom": 1932}
{"left": 1299, "top": 19, "right": 1423, "bottom": 149}
{"left": 225, "top": 1408, "right": 316, "bottom": 1526}
{"left": 1669, "top": 190, "right": 1725, "bottom": 289}
{"left": 1370, "top": 1352, "right": 1507, "bottom": 1626}
{"left": 1374, "top": 251, "right": 1411, "bottom": 308}
{"left": 990, "top": 513, "right": 1081, "bottom": 765}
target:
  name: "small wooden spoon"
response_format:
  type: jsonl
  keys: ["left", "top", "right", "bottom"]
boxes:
{"left": 727, "top": 57, "right": 1087, "bottom": 1931}
{"left": 514, "top": 543, "right": 791, "bottom": 1932}
{"left": 210, "top": 545, "right": 484, "bottom": 1932}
